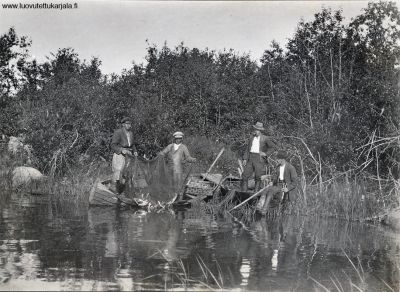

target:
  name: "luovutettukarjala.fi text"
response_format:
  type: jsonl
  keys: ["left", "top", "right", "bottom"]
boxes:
{"left": 1, "top": 3, "right": 78, "bottom": 10}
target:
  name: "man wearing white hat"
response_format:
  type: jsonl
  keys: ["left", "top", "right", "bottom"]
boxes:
{"left": 241, "top": 122, "right": 277, "bottom": 192}
{"left": 159, "top": 131, "right": 196, "bottom": 191}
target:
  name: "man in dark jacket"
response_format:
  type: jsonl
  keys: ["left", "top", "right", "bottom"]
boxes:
{"left": 110, "top": 117, "right": 138, "bottom": 193}
{"left": 241, "top": 122, "right": 277, "bottom": 192}
{"left": 256, "top": 150, "right": 298, "bottom": 215}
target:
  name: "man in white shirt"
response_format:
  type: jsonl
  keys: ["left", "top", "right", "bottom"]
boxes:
{"left": 241, "top": 122, "right": 277, "bottom": 191}
{"left": 256, "top": 150, "right": 298, "bottom": 215}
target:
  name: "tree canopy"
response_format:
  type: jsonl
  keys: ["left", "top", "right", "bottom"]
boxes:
{"left": 1, "top": 1, "right": 399, "bottom": 178}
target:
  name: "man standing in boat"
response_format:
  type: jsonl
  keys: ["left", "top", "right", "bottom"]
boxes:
{"left": 241, "top": 122, "right": 277, "bottom": 192}
{"left": 159, "top": 131, "right": 196, "bottom": 192}
{"left": 110, "top": 117, "right": 138, "bottom": 193}
{"left": 257, "top": 150, "right": 298, "bottom": 215}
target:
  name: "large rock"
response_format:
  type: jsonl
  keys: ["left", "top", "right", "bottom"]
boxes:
{"left": 382, "top": 208, "right": 400, "bottom": 231}
{"left": 12, "top": 166, "right": 44, "bottom": 188}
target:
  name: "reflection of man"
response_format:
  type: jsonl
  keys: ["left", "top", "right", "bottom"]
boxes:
{"left": 159, "top": 131, "right": 196, "bottom": 191}
{"left": 110, "top": 117, "right": 138, "bottom": 193}
{"left": 257, "top": 150, "right": 298, "bottom": 215}
{"left": 241, "top": 122, "right": 277, "bottom": 192}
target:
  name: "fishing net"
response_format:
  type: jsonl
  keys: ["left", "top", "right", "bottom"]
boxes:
{"left": 122, "top": 156, "right": 176, "bottom": 202}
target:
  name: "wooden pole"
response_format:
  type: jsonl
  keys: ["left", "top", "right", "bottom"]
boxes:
{"left": 229, "top": 185, "right": 269, "bottom": 212}
{"left": 203, "top": 147, "right": 225, "bottom": 181}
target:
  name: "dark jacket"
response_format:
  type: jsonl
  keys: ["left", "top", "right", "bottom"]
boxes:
{"left": 111, "top": 128, "right": 137, "bottom": 155}
{"left": 243, "top": 134, "right": 277, "bottom": 161}
{"left": 273, "top": 162, "right": 298, "bottom": 196}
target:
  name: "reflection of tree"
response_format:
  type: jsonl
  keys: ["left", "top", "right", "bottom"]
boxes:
{"left": 1, "top": 198, "right": 399, "bottom": 291}
{"left": 0, "top": 201, "right": 64, "bottom": 286}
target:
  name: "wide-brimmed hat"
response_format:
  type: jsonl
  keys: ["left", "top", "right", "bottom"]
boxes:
{"left": 173, "top": 131, "right": 184, "bottom": 138}
{"left": 121, "top": 117, "right": 132, "bottom": 124}
{"left": 253, "top": 122, "right": 265, "bottom": 131}
{"left": 277, "top": 150, "right": 288, "bottom": 160}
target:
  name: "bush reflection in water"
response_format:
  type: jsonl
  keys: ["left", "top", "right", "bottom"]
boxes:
{"left": 0, "top": 195, "right": 399, "bottom": 291}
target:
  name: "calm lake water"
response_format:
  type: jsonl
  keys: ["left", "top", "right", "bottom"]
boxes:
{"left": 0, "top": 193, "right": 399, "bottom": 291}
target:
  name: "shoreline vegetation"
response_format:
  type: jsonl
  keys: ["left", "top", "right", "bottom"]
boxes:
{"left": 1, "top": 134, "right": 399, "bottom": 223}
{"left": 0, "top": 2, "right": 399, "bottom": 223}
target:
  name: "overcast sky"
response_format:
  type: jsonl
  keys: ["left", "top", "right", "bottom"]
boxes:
{"left": 0, "top": 1, "right": 372, "bottom": 75}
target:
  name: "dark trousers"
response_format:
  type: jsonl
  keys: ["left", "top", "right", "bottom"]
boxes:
{"left": 241, "top": 153, "right": 265, "bottom": 191}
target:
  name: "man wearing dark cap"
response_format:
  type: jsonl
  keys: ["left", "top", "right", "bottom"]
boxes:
{"left": 256, "top": 150, "right": 298, "bottom": 215}
{"left": 110, "top": 117, "right": 138, "bottom": 193}
{"left": 241, "top": 122, "right": 277, "bottom": 192}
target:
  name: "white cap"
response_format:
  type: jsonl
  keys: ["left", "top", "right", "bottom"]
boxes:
{"left": 173, "top": 131, "right": 184, "bottom": 138}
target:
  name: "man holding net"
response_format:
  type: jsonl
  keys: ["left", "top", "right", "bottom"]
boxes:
{"left": 110, "top": 117, "right": 138, "bottom": 193}
{"left": 159, "top": 131, "right": 196, "bottom": 192}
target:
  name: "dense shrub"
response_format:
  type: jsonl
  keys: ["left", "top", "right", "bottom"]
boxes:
{"left": 0, "top": 2, "right": 399, "bottom": 182}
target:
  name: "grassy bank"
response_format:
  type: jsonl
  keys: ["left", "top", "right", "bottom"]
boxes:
{"left": 0, "top": 142, "right": 109, "bottom": 208}
{"left": 0, "top": 136, "right": 399, "bottom": 222}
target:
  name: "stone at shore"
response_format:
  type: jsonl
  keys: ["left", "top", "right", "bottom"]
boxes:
{"left": 12, "top": 166, "right": 44, "bottom": 188}
{"left": 381, "top": 208, "right": 400, "bottom": 231}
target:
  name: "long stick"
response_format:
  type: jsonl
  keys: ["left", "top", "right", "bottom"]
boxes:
{"left": 229, "top": 186, "right": 269, "bottom": 212}
{"left": 203, "top": 147, "right": 225, "bottom": 181}
{"left": 179, "top": 163, "right": 194, "bottom": 195}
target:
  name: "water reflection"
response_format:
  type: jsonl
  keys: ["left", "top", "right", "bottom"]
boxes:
{"left": 0, "top": 193, "right": 399, "bottom": 291}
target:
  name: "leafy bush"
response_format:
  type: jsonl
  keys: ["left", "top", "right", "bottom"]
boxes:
{"left": 0, "top": 1, "right": 399, "bottom": 182}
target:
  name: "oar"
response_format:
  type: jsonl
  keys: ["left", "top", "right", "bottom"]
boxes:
{"left": 202, "top": 147, "right": 225, "bottom": 181}
{"left": 229, "top": 185, "right": 269, "bottom": 212}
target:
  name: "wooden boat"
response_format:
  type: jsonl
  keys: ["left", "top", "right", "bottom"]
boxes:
{"left": 89, "top": 179, "right": 137, "bottom": 207}
{"left": 89, "top": 172, "right": 235, "bottom": 208}
{"left": 89, "top": 178, "right": 177, "bottom": 209}
{"left": 230, "top": 189, "right": 290, "bottom": 217}
{"left": 217, "top": 174, "right": 290, "bottom": 217}
{"left": 175, "top": 173, "right": 225, "bottom": 205}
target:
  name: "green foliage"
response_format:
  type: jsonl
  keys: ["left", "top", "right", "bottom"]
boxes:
{"left": 258, "top": 2, "right": 400, "bottom": 176}
{"left": 0, "top": 1, "right": 399, "bottom": 181}
{"left": 0, "top": 27, "right": 31, "bottom": 95}
{"left": 0, "top": 28, "right": 32, "bottom": 135}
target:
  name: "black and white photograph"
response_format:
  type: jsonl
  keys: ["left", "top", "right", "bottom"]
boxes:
{"left": 0, "top": 0, "right": 399, "bottom": 291}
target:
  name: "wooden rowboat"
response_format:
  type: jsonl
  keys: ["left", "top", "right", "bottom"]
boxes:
{"left": 89, "top": 179, "right": 137, "bottom": 207}
{"left": 89, "top": 172, "right": 231, "bottom": 208}
{"left": 89, "top": 179, "right": 177, "bottom": 209}
{"left": 174, "top": 173, "right": 225, "bottom": 206}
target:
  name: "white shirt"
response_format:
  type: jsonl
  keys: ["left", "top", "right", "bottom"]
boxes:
{"left": 124, "top": 130, "right": 131, "bottom": 147}
{"left": 279, "top": 164, "right": 286, "bottom": 181}
{"left": 250, "top": 136, "right": 260, "bottom": 153}
{"left": 173, "top": 143, "right": 180, "bottom": 151}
